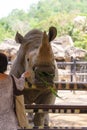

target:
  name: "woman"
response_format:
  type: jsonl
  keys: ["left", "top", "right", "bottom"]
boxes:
{"left": 0, "top": 53, "right": 29, "bottom": 130}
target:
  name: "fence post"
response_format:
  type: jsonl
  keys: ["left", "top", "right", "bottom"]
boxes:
{"left": 71, "top": 56, "right": 76, "bottom": 82}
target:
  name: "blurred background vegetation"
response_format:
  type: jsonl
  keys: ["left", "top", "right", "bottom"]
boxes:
{"left": 0, "top": 0, "right": 87, "bottom": 50}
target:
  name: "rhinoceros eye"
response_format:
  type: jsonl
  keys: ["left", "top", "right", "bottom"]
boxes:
{"left": 27, "top": 58, "right": 29, "bottom": 62}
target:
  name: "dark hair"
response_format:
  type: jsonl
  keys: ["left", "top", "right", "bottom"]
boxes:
{"left": 0, "top": 53, "right": 8, "bottom": 73}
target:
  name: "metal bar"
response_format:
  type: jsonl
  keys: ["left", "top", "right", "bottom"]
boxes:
{"left": 25, "top": 82, "right": 87, "bottom": 90}
{"left": 18, "top": 127, "right": 87, "bottom": 130}
{"left": 8, "top": 61, "right": 87, "bottom": 66}
{"left": 54, "top": 81, "right": 87, "bottom": 84}
{"left": 57, "top": 62, "right": 87, "bottom": 65}
{"left": 25, "top": 104, "right": 87, "bottom": 114}
{"left": 54, "top": 82, "right": 87, "bottom": 90}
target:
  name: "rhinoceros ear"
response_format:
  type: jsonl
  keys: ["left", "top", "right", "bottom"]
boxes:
{"left": 15, "top": 32, "right": 24, "bottom": 44}
{"left": 48, "top": 26, "right": 57, "bottom": 42}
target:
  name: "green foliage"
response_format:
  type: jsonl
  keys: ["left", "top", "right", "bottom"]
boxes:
{"left": 0, "top": 9, "right": 30, "bottom": 38}
{"left": 0, "top": 0, "right": 87, "bottom": 51}
{"left": 74, "top": 33, "right": 87, "bottom": 50}
{"left": 0, "top": 24, "right": 13, "bottom": 42}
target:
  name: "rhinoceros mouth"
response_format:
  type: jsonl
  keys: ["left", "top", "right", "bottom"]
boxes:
{"left": 33, "top": 65, "right": 55, "bottom": 87}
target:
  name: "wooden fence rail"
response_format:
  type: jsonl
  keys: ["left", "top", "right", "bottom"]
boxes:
{"left": 25, "top": 104, "right": 87, "bottom": 114}
{"left": 54, "top": 82, "right": 87, "bottom": 90}
{"left": 18, "top": 126, "right": 87, "bottom": 130}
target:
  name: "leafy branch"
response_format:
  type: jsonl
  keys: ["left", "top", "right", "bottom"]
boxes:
{"left": 38, "top": 71, "right": 62, "bottom": 98}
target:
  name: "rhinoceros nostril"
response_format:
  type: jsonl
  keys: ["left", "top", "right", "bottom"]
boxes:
{"left": 27, "top": 58, "right": 29, "bottom": 62}
{"left": 32, "top": 66, "right": 35, "bottom": 71}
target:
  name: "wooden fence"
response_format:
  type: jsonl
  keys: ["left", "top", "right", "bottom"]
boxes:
{"left": 15, "top": 60, "right": 87, "bottom": 130}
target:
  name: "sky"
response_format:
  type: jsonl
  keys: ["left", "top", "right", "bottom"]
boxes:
{"left": 0, "top": 0, "right": 39, "bottom": 18}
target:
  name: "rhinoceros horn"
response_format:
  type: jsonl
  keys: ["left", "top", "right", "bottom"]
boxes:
{"left": 37, "top": 31, "right": 54, "bottom": 65}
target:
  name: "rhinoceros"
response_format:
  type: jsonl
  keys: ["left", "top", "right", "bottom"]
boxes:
{"left": 10, "top": 27, "right": 58, "bottom": 126}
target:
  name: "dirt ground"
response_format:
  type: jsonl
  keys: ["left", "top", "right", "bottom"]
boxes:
{"left": 49, "top": 90, "right": 87, "bottom": 127}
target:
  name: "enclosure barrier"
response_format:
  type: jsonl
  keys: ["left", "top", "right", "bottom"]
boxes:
{"left": 57, "top": 60, "right": 87, "bottom": 82}
{"left": 55, "top": 81, "right": 87, "bottom": 90}
{"left": 18, "top": 82, "right": 87, "bottom": 130}
{"left": 17, "top": 60, "right": 87, "bottom": 130}
{"left": 25, "top": 104, "right": 87, "bottom": 114}
{"left": 18, "top": 127, "right": 87, "bottom": 130}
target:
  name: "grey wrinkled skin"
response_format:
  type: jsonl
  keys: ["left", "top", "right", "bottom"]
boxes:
{"left": 10, "top": 27, "right": 58, "bottom": 126}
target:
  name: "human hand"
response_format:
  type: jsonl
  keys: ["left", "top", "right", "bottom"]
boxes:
{"left": 21, "top": 71, "right": 30, "bottom": 78}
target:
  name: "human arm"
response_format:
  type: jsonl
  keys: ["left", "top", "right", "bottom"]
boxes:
{"left": 11, "top": 71, "right": 30, "bottom": 90}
